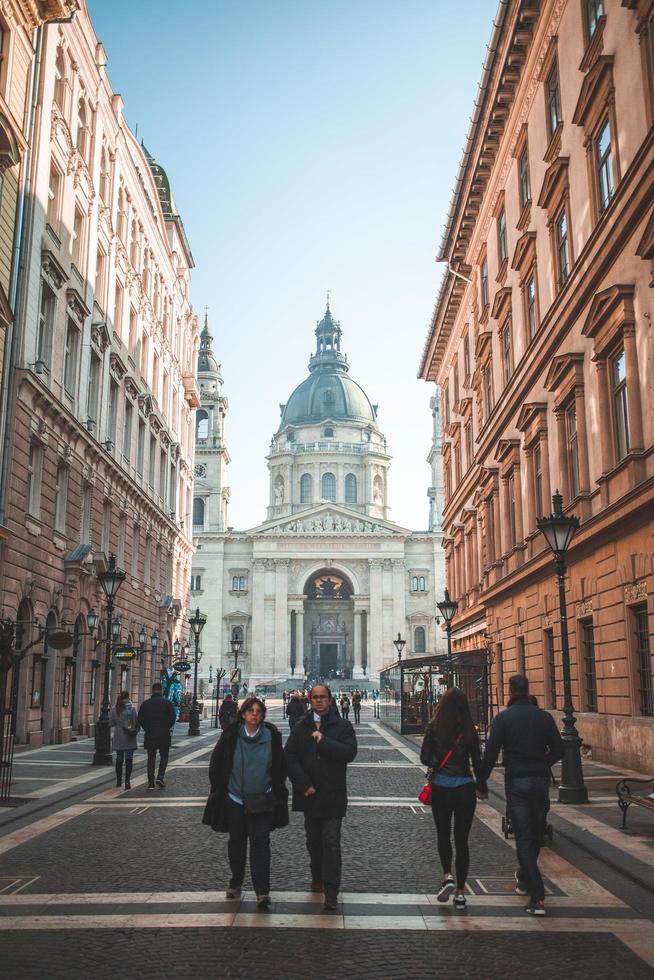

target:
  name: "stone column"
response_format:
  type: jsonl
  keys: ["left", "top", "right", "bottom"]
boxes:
{"left": 540, "top": 431, "right": 552, "bottom": 510}
{"left": 251, "top": 560, "right": 266, "bottom": 681}
{"left": 368, "top": 559, "right": 383, "bottom": 678}
{"left": 296, "top": 607, "right": 304, "bottom": 677}
{"left": 492, "top": 489, "right": 501, "bottom": 562}
{"left": 475, "top": 517, "right": 483, "bottom": 585}
{"left": 554, "top": 409, "right": 570, "bottom": 503}
{"left": 274, "top": 559, "right": 290, "bottom": 678}
{"left": 575, "top": 386, "right": 590, "bottom": 493}
{"left": 623, "top": 324, "right": 644, "bottom": 451}
{"left": 353, "top": 608, "right": 364, "bottom": 679}
{"left": 500, "top": 477, "right": 511, "bottom": 556}
{"left": 523, "top": 447, "right": 535, "bottom": 534}
{"left": 514, "top": 465, "right": 524, "bottom": 545}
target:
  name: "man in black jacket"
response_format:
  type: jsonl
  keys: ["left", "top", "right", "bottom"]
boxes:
{"left": 479, "top": 674, "right": 564, "bottom": 916}
{"left": 137, "top": 682, "right": 177, "bottom": 789}
{"left": 285, "top": 683, "right": 357, "bottom": 910}
{"left": 285, "top": 692, "right": 307, "bottom": 730}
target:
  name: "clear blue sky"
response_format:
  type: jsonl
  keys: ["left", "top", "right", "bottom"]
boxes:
{"left": 87, "top": 0, "right": 495, "bottom": 529}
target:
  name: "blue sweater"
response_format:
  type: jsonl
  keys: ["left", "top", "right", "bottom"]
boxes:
{"left": 228, "top": 724, "right": 273, "bottom": 804}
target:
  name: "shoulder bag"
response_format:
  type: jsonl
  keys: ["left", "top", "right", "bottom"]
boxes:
{"left": 418, "top": 736, "right": 462, "bottom": 805}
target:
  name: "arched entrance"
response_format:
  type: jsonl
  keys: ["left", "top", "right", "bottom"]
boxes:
{"left": 303, "top": 569, "right": 354, "bottom": 681}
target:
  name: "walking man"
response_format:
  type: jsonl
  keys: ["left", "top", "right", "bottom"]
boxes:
{"left": 479, "top": 674, "right": 564, "bottom": 916}
{"left": 285, "top": 683, "right": 357, "bottom": 910}
{"left": 218, "top": 692, "right": 238, "bottom": 730}
{"left": 339, "top": 693, "right": 350, "bottom": 720}
{"left": 351, "top": 689, "right": 362, "bottom": 724}
{"left": 137, "top": 682, "right": 176, "bottom": 789}
{"left": 286, "top": 691, "right": 307, "bottom": 730}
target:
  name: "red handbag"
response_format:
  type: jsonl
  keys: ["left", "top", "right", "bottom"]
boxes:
{"left": 418, "top": 737, "right": 461, "bottom": 805}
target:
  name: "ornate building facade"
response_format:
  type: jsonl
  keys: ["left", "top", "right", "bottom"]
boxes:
{"left": 0, "top": 1, "right": 199, "bottom": 746}
{"left": 193, "top": 303, "right": 444, "bottom": 686}
{"left": 419, "top": 0, "right": 654, "bottom": 770}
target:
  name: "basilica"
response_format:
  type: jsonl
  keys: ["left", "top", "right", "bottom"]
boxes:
{"left": 191, "top": 303, "right": 444, "bottom": 686}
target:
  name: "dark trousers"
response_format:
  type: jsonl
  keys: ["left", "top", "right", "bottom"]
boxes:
{"left": 353, "top": 707, "right": 360, "bottom": 723}
{"left": 304, "top": 814, "right": 343, "bottom": 897}
{"left": 506, "top": 775, "right": 551, "bottom": 902}
{"left": 226, "top": 797, "right": 273, "bottom": 895}
{"left": 146, "top": 746, "right": 169, "bottom": 784}
{"left": 341, "top": 708, "right": 349, "bottom": 719}
{"left": 430, "top": 782, "right": 476, "bottom": 888}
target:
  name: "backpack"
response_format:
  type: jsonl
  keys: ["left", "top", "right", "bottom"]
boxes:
{"left": 122, "top": 706, "right": 137, "bottom": 735}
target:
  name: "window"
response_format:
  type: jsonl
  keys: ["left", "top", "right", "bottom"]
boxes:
{"left": 101, "top": 500, "right": 111, "bottom": 553}
{"left": 131, "top": 524, "right": 140, "bottom": 578}
{"left": 482, "top": 361, "right": 494, "bottom": 418}
{"left": 525, "top": 274, "right": 537, "bottom": 341}
{"left": 321, "top": 472, "right": 336, "bottom": 502}
{"left": 580, "top": 618, "right": 598, "bottom": 712}
{"left": 300, "top": 473, "right": 312, "bottom": 503}
{"left": 117, "top": 188, "right": 127, "bottom": 243}
{"left": 108, "top": 380, "right": 118, "bottom": 444}
{"left": 37, "top": 282, "right": 55, "bottom": 369}
{"left": 192, "top": 497, "right": 205, "bottom": 527}
{"left": 480, "top": 257, "right": 489, "bottom": 309}
{"left": 54, "top": 48, "right": 66, "bottom": 111}
{"left": 633, "top": 604, "right": 653, "bottom": 716}
{"left": 586, "top": 0, "right": 604, "bottom": 40}
{"left": 117, "top": 514, "right": 126, "bottom": 566}
{"left": 137, "top": 420, "right": 145, "bottom": 476}
{"left": 47, "top": 165, "right": 62, "bottom": 229}
{"left": 507, "top": 471, "right": 516, "bottom": 547}
{"left": 519, "top": 145, "right": 531, "bottom": 209}
{"left": 99, "top": 147, "right": 109, "bottom": 204}
{"left": 596, "top": 118, "right": 615, "bottom": 213}
{"left": 123, "top": 400, "right": 133, "bottom": 462}
{"left": 140, "top": 331, "right": 149, "bottom": 379}
{"left": 54, "top": 463, "right": 68, "bottom": 533}
{"left": 231, "top": 575, "right": 247, "bottom": 593}
{"left": 517, "top": 636, "right": 526, "bottom": 675}
{"left": 76, "top": 98, "right": 87, "bottom": 157}
{"left": 414, "top": 627, "right": 426, "bottom": 654}
{"left": 114, "top": 280, "right": 124, "bottom": 337}
{"left": 497, "top": 208, "right": 508, "bottom": 265}
{"left": 501, "top": 321, "right": 513, "bottom": 383}
{"left": 534, "top": 442, "right": 543, "bottom": 519}
{"left": 454, "top": 442, "right": 461, "bottom": 484}
{"left": 411, "top": 576, "right": 426, "bottom": 592}
{"left": 148, "top": 434, "right": 156, "bottom": 488}
{"left": 555, "top": 209, "right": 570, "bottom": 287}
{"left": 80, "top": 485, "right": 91, "bottom": 544}
{"left": 463, "top": 333, "right": 470, "bottom": 379}
{"left": 130, "top": 219, "right": 139, "bottom": 268}
{"left": 63, "top": 319, "right": 79, "bottom": 395}
{"left": 191, "top": 574, "right": 202, "bottom": 592}
{"left": 144, "top": 536, "right": 151, "bottom": 586}
{"left": 545, "top": 628, "right": 557, "bottom": 708}
{"left": 611, "top": 348, "right": 629, "bottom": 462}
{"left": 453, "top": 363, "right": 459, "bottom": 405}
{"left": 566, "top": 404, "right": 580, "bottom": 498}
{"left": 546, "top": 59, "right": 562, "bottom": 137}
{"left": 496, "top": 642, "right": 504, "bottom": 707}
{"left": 72, "top": 207, "right": 84, "bottom": 268}
{"left": 464, "top": 421, "right": 473, "bottom": 469}
{"left": 128, "top": 307, "right": 137, "bottom": 353}
{"left": 324, "top": 427, "right": 334, "bottom": 438}
{"left": 345, "top": 473, "right": 357, "bottom": 504}
{"left": 159, "top": 448, "right": 167, "bottom": 500}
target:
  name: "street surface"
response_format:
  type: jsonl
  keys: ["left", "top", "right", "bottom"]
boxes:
{"left": 0, "top": 702, "right": 652, "bottom": 979}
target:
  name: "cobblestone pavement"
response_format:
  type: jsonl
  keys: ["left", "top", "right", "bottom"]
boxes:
{"left": 0, "top": 702, "right": 653, "bottom": 979}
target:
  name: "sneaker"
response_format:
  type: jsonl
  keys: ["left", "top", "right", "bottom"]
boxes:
{"left": 115, "top": 779, "right": 122, "bottom": 788}
{"left": 225, "top": 885, "right": 242, "bottom": 900}
{"left": 453, "top": 893, "right": 467, "bottom": 910}
{"left": 436, "top": 875, "right": 456, "bottom": 903}
{"left": 124, "top": 780, "right": 131, "bottom": 790}
{"left": 525, "top": 900, "right": 546, "bottom": 916}
{"left": 256, "top": 894, "right": 271, "bottom": 909}
{"left": 155, "top": 777, "right": 165, "bottom": 789}
{"left": 515, "top": 871, "right": 529, "bottom": 896}
{"left": 323, "top": 895, "right": 338, "bottom": 911}
{"left": 147, "top": 783, "right": 155, "bottom": 791}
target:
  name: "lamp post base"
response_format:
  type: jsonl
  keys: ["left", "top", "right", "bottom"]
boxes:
{"left": 92, "top": 718, "right": 113, "bottom": 766}
{"left": 557, "top": 725, "right": 588, "bottom": 804}
{"left": 188, "top": 706, "right": 201, "bottom": 736}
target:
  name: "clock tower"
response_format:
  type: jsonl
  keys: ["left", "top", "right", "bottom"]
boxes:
{"left": 192, "top": 313, "right": 230, "bottom": 534}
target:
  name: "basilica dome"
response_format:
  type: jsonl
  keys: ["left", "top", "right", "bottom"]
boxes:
{"left": 280, "top": 305, "right": 376, "bottom": 427}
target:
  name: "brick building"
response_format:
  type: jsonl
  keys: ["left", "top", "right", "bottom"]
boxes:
{"left": 419, "top": 0, "right": 654, "bottom": 770}
{"left": 0, "top": 1, "right": 199, "bottom": 746}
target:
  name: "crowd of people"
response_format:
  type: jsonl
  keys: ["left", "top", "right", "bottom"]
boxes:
{"left": 110, "top": 672, "right": 564, "bottom": 917}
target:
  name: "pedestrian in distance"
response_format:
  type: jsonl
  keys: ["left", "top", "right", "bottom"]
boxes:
{"left": 339, "top": 693, "right": 350, "bottom": 720}
{"left": 420, "top": 687, "right": 487, "bottom": 910}
{"left": 202, "top": 696, "right": 288, "bottom": 909}
{"left": 218, "top": 692, "right": 238, "bottom": 731}
{"left": 479, "top": 674, "right": 564, "bottom": 916}
{"left": 109, "top": 690, "right": 139, "bottom": 789}
{"left": 286, "top": 691, "right": 307, "bottom": 730}
{"left": 137, "top": 681, "right": 176, "bottom": 789}
{"left": 285, "top": 682, "right": 357, "bottom": 911}
{"left": 351, "top": 689, "right": 362, "bottom": 724}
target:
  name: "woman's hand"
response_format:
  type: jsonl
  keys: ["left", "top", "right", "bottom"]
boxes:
{"left": 304, "top": 786, "right": 316, "bottom": 796}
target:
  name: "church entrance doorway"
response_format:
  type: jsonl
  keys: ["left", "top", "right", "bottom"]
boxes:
{"left": 319, "top": 643, "right": 338, "bottom": 676}
{"left": 303, "top": 570, "right": 354, "bottom": 682}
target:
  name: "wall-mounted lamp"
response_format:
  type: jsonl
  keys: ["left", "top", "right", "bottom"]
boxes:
{"left": 29, "top": 359, "right": 47, "bottom": 375}
{"left": 102, "top": 439, "right": 114, "bottom": 452}
{"left": 84, "top": 418, "right": 96, "bottom": 432}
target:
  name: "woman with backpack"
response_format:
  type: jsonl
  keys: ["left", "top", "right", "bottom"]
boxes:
{"left": 420, "top": 687, "right": 487, "bottom": 910}
{"left": 110, "top": 690, "right": 139, "bottom": 789}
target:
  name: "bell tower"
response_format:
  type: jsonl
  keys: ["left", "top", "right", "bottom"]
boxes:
{"left": 193, "top": 313, "right": 230, "bottom": 533}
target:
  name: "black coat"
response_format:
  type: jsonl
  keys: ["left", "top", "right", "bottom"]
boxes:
{"left": 202, "top": 722, "right": 289, "bottom": 833}
{"left": 480, "top": 700, "right": 564, "bottom": 781}
{"left": 218, "top": 699, "right": 237, "bottom": 727}
{"left": 136, "top": 694, "right": 176, "bottom": 749}
{"left": 284, "top": 704, "right": 357, "bottom": 818}
{"left": 286, "top": 698, "right": 307, "bottom": 724}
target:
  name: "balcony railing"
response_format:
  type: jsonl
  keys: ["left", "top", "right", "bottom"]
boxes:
{"left": 270, "top": 441, "right": 374, "bottom": 455}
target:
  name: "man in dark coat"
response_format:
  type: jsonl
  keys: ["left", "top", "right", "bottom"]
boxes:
{"left": 285, "top": 692, "right": 307, "bottom": 729}
{"left": 284, "top": 683, "right": 357, "bottom": 910}
{"left": 218, "top": 693, "right": 238, "bottom": 730}
{"left": 137, "top": 682, "right": 177, "bottom": 789}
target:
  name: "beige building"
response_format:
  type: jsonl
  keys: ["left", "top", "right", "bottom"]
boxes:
{"left": 0, "top": 1, "right": 199, "bottom": 746}
{"left": 420, "top": 0, "right": 654, "bottom": 770}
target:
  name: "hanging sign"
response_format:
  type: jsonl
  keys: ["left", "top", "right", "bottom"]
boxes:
{"left": 114, "top": 646, "right": 138, "bottom": 661}
{"left": 173, "top": 660, "right": 192, "bottom": 672}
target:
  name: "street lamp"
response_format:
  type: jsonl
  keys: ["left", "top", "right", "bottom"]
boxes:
{"left": 188, "top": 607, "right": 207, "bottom": 736}
{"left": 230, "top": 631, "right": 243, "bottom": 670}
{"left": 93, "top": 555, "right": 126, "bottom": 765}
{"left": 87, "top": 609, "right": 99, "bottom": 632}
{"left": 537, "top": 491, "right": 588, "bottom": 804}
{"left": 393, "top": 633, "right": 406, "bottom": 661}
{"left": 173, "top": 638, "right": 181, "bottom": 657}
{"left": 437, "top": 588, "right": 458, "bottom": 688}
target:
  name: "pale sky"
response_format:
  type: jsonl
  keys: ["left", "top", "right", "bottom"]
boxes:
{"left": 87, "top": 0, "right": 495, "bottom": 530}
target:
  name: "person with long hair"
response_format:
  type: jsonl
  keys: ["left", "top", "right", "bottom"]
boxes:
{"left": 109, "top": 690, "right": 139, "bottom": 789}
{"left": 420, "top": 687, "right": 487, "bottom": 910}
{"left": 202, "top": 696, "right": 288, "bottom": 909}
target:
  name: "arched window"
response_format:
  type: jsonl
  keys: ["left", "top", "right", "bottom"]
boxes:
{"left": 324, "top": 427, "right": 334, "bottom": 438}
{"left": 196, "top": 410, "right": 209, "bottom": 440}
{"left": 117, "top": 187, "right": 127, "bottom": 243}
{"left": 231, "top": 575, "right": 239, "bottom": 591}
{"left": 321, "top": 472, "right": 336, "bottom": 502}
{"left": 415, "top": 626, "right": 426, "bottom": 653}
{"left": 76, "top": 98, "right": 87, "bottom": 156}
{"left": 345, "top": 474, "right": 357, "bottom": 504}
{"left": 373, "top": 474, "right": 384, "bottom": 504}
{"left": 192, "top": 497, "right": 205, "bottom": 527}
{"left": 130, "top": 219, "right": 139, "bottom": 267}
{"left": 411, "top": 576, "right": 418, "bottom": 592}
{"left": 232, "top": 626, "right": 244, "bottom": 644}
{"left": 300, "top": 473, "right": 312, "bottom": 503}
{"left": 239, "top": 576, "right": 246, "bottom": 591}
{"left": 419, "top": 576, "right": 426, "bottom": 591}
{"left": 99, "top": 147, "right": 109, "bottom": 204}
{"left": 54, "top": 49, "right": 66, "bottom": 111}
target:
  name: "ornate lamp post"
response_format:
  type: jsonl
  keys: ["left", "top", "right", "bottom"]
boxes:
{"left": 393, "top": 633, "right": 406, "bottom": 661}
{"left": 437, "top": 589, "right": 458, "bottom": 688}
{"left": 537, "top": 491, "right": 588, "bottom": 804}
{"left": 188, "top": 607, "right": 206, "bottom": 736}
{"left": 93, "top": 555, "right": 126, "bottom": 765}
{"left": 230, "top": 632, "right": 243, "bottom": 696}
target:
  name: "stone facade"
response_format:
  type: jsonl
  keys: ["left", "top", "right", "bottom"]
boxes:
{"left": 0, "top": 1, "right": 199, "bottom": 746}
{"left": 419, "top": 0, "right": 654, "bottom": 770}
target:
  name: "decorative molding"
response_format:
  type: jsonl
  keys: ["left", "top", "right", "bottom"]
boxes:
{"left": 624, "top": 580, "right": 647, "bottom": 604}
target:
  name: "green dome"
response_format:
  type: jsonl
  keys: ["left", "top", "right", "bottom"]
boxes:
{"left": 281, "top": 371, "right": 376, "bottom": 426}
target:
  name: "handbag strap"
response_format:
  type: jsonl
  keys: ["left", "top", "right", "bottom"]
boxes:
{"left": 436, "top": 734, "right": 462, "bottom": 772}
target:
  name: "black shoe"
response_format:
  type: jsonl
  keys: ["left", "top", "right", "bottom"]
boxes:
{"left": 436, "top": 875, "right": 456, "bottom": 903}
{"left": 323, "top": 895, "right": 338, "bottom": 911}
{"left": 116, "top": 779, "right": 122, "bottom": 787}
{"left": 124, "top": 780, "right": 131, "bottom": 790}
{"left": 147, "top": 783, "right": 155, "bottom": 790}
{"left": 256, "top": 894, "right": 271, "bottom": 909}
{"left": 156, "top": 777, "right": 165, "bottom": 789}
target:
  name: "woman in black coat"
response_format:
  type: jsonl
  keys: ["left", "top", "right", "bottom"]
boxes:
{"left": 202, "top": 696, "right": 288, "bottom": 909}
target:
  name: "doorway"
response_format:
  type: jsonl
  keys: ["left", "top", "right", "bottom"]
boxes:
{"left": 319, "top": 643, "right": 338, "bottom": 676}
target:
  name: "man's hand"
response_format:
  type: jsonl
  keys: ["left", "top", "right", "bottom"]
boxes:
{"left": 304, "top": 786, "right": 316, "bottom": 796}
{"left": 311, "top": 730, "right": 323, "bottom": 743}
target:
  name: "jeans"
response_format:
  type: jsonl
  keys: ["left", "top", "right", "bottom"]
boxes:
{"left": 115, "top": 749, "right": 134, "bottom": 784}
{"left": 353, "top": 707, "right": 361, "bottom": 723}
{"left": 226, "top": 797, "right": 274, "bottom": 895}
{"left": 147, "top": 746, "right": 169, "bottom": 784}
{"left": 430, "top": 782, "right": 476, "bottom": 888}
{"left": 506, "top": 775, "right": 551, "bottom": 901}
{"left": 304, "top": 814, "right": 343, "bottom": 897}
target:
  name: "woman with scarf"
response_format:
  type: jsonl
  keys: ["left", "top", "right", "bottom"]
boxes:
{"left": 202, "top": 696, "right": 288, "bottom": 909}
